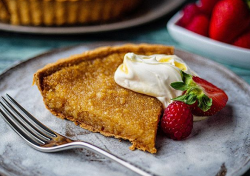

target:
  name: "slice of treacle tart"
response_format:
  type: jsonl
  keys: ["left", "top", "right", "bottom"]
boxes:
{"left": 33, "top": 44, "right": 174, "bottom": 153}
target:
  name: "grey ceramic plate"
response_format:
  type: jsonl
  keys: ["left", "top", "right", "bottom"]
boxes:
{"left": 0, "top": 0, "right": 185, "bottom": 34}
{"left": 0, "top": 42, "right": 250, "bottom": 176}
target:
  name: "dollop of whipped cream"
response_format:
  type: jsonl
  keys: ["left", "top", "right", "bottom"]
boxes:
{"left": 114, "top": 53, "right": 196, "bottom": 108}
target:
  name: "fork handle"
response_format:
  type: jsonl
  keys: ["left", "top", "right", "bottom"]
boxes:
{"left": 54, "top": 141, "right": 155, "bottom": 176}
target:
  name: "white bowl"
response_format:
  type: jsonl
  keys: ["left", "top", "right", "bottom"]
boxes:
{"left": 167, "top": 12, "right": 250, "bottom": 69}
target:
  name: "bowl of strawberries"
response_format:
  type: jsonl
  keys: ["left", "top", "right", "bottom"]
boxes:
{"left": 167, "top": 0, "right": 250, "bottom": 69}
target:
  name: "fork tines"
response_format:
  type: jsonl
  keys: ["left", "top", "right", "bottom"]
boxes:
{"left": 0, "top": 94, "right": 56, "bottom": 147}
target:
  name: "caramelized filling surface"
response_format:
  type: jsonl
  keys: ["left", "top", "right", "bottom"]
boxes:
{"left": 42, "top": 52, "right": 163, "bottom": 153}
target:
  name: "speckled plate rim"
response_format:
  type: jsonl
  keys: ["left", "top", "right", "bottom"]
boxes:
{"left": 0, "top": 42, "right": 250, "bottom": 176}
{"left": 0, "top": 0, "right": 185, "bottom": 34}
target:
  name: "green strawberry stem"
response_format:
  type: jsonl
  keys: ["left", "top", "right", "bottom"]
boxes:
{"left": 245, "top": 0, "right": 250, "bottom": 9}
{"left": 171, "top": 71, "right": 212, "bottom": 112}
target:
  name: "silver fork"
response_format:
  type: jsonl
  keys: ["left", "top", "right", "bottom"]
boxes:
{"left": 0, "top": 94, "right": 155, "bottom": 176}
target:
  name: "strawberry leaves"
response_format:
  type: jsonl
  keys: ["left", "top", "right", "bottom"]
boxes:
{"left": 171, "top": 71, "right": 228, "bottom": 116}
{"left": 245, "top": 0, "right": 250, "bottom": 9}
{"left": 171, "top": 71, "right": 212, "bottom": 112}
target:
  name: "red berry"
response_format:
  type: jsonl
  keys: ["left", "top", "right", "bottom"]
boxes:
{"left": 186, "top": 14, "right": 210, "bottom": 36}
{"left": 209, "top": 0, "right": 250, "bottom": 43}
{"left": 161, "top": 101, "right": 193, "bottom": 140}
{"left": 233, "top": 28, "right": 250, "bottom": 49}
{"left": 178, "top": 3, "right": 201, "bottom": 27}
{"left": 197, "top": 0, "right": 219, "bottom": 15}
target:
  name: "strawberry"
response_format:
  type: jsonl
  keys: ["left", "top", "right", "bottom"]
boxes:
{"left": 209, "top": 0, "right": 250, "bottom": 43}
{"left": 178, "top": 3, "right": 201, "bottom": 27}
{"left": 233, "top": 27, "right": 250, "bottom": 49}
{"left": 197, "top": 0, "right": 219, "bottom": 15}
{"left": 171, "top": 71, "right": 228, "bottom": 116}
{"left": 161, "top": 101, "right": 193, "bottom": 140}
{"left": 186, "top": 14, "right": 210, "bottom": 36}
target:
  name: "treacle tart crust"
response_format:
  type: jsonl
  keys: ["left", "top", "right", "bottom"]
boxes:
{"left": 33, "top": 44, "right": 174, "bottom": 153}
{"left": 0, "top": 0, "right": 142, "bottom": 26}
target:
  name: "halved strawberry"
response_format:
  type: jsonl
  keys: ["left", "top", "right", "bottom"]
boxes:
{"left": 171, "top": 71, "right": 228, "bottom": 116}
